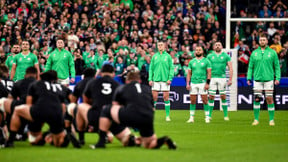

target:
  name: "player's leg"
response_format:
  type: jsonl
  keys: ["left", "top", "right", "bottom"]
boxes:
{"left": 151, "top": 82, "right": 160, "bottom": 108}
{"left": 27, "top": 122, "right": 44, "bottom": 146}
{"left": 92, "top": 104, "right": 116, "bottom": 148}
{"left": 187, "top": 83, "right": 197, "bottom": 123}
{"left": 264, "top": 81, "right": 275, "bottom": 126}
{"left": 219, "top": 78, "right": 229, "bottom": 120}
{"left": 152, "top": 90, "right": 158, "bottom": 108}
{"left": 163, "top": 91, "right": 171, "bottom": 121}
{"left": 200, "top": 83, "right": 210, "bottom": 123}
{"left": 162, "top": 82, "right": 171, "bottom": 121}
{"left": 111, "top": 125, "right": 140, "bottom": 147}
{"left": 6, "top": 104, "right": 33, "bottom": 147}
{"left": 208, "top": 79, "right": 217, "bottom": 118}
{"left": 76, "top": 103, "right": 91, "bottom": 144}
{"left": 143, "top": 134, "right": 176, "bottom": 150}
{"left": 252, "top": 81, "right": 263, "bottom": 125}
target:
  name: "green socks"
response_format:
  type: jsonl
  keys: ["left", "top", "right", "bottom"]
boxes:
{"left": 253, "top": 101, "right": 260, "bottom": 121}
{"left": 208, "top": 99, "right": 214, "bottom": 118}
{"left": 203, "top": 104, "right": 209, "bottom": 117}
{"left": 154, "top": 101, "right": 157, "bottom": 108}
{"left": 164, "top": 101, "right": 170, "bottom": 117}
{"left": 189, "top": 104, "right": 196, "bottom": 116}
{"left": 222, "top": 99, "right": 228, "bottom": 117}
{"left": 268, "top": 104, "right": 275, "bottom": 121}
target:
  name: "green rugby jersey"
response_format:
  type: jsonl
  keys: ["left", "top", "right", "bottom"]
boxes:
{"left": 247, "top": 46, "right": 280, "bottom": 82}
{"left": 207, "top": 51, "right": 231, "bottom": 78}
{"left": 188, "top": 57, "right": 211, "bottom": 84}
{"left": 13, "top": 52, "right": 38, "bottom": 81}
{"left": 148, "top": 51, "right": 174, "bottom": 82}
{"left": 45, "top": 48, "right": 75, "bottom": 79}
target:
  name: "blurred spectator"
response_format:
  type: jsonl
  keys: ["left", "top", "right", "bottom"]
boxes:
{"left": 73, "top": 49, "right": 85, "bottom": 75}
{"left": 279, "top": 48, "right": 287, "bottom": 76}
{"left": 0, "top": 0, "right": 287, "bottom": 78}
{"left": 238, "top": 48, "right": 250, "bottom": 76}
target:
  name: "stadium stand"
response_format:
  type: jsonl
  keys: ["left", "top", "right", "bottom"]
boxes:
{"left": 0, "top": 0, "right": 287, "bottom": 77}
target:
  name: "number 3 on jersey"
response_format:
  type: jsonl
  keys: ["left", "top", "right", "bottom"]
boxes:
{"left": 102, "top": 83, "right": 112, "bottom": 95}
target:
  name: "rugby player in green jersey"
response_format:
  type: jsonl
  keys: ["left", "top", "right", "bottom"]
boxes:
{"left": 149, "top": 40, "right": 174, "bottom": 121}
{"left": 186, "top": 45, "right": 211, "bottom": 123}
{"left": 10, "top": 41, "right": 40, "bottom": 81}
{"left": 247, "top": 34, "right": 280, "bottom": 126}
{"left": 207, "top": 42, "right": 233, "bottom": 121}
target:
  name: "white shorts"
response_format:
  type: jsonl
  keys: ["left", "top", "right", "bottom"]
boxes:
{"left": 254, "top": 80, "right": 274, "bottom": 91}
{"left": 151, "top": 82, "right": 170, "bottom": 91}
{"left": 209, "top": 78, "right": 227, "bottom": 95}
{"left": 58, "top": 78, "right": 70, "bottom": 85}
{"left": 190, "top": 83, "right": 208, "bottom": 95}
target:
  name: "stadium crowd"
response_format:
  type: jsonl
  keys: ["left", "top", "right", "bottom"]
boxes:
{"left": 0, "top": 0, "right": 287, "bottom": 79}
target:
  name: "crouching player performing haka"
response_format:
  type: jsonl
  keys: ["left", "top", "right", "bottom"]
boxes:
{"left": 247, "top": 34, "right": 281, "bottom": 126}
{"left": 186, "top": 45, "right": 211, "bottom": 123}
{"left": 4, "top": 71, "right": 74, "bottom": 147}
{"left": 67, "top": 64, "right": 139, "bottom": 147}
{"left": 95, "top": 71, "right": 177, "bottom": 149}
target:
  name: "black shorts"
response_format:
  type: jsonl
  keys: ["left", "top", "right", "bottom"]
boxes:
{"left": 30, "top": 104, "right": 64, "bottom": 134}
{"left": 10, "top": 100, "right": 24, "bottom": 114}
{"left": 87, "top": 107, "right": 101, "bottom": 132}
{"left": 119, "top": 107, "right": 154, "bottom": 137}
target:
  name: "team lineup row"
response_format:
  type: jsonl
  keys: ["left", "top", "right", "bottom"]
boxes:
{"left": 149, "top": 36, "right": 280, "bottom": 126}
{"left": 0, "top": 33, "right": 281, "bottom": 149}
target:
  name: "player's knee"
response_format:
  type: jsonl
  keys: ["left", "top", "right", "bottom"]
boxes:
{"left": 220, "top": 94, "right": 226, "bottom": 100}
{"left": 100, "top": 104, "right": 112, "bottom": 120}
{"left": 254, "top": 94, "right": 261, "bottom": 102}
{"left": 209, "top": 94, "right": 215, "bottom": 100}
{"left": 67, "top": 103, "right": 77, "bottom": 117}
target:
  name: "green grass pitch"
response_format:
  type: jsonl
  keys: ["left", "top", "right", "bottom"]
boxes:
{"left": 1, "top": 110, "right": 288, "bottom": 162}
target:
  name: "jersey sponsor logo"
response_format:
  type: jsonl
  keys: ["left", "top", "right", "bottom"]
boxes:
{"left": 27, "top": 58, "right": 31, "bottom": 60}
{"left": 255, "top": 52, "right": 257, "bottom": 56}
{"left": 19, "top": 58, "right": 22, "bottom": 61}
{"left": 193, "top": 63, "right": 196, "bottom": 66}
{"left": 212, "top": 56, "right": 214, "bottom": 59}
{"left": 155, "top": 56, "right": 157, "bottom": 60}
{"left": 201, "top": 63, "right": 204, "bottom": 66}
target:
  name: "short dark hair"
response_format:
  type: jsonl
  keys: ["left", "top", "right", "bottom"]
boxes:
{"left": 25, "top": 66, "right": 37, "bottom": 75}
{"left": 83, "top": 68, "right": 96, "bottom": 78}
{"left": 40, "top": 70, "right": 58, "bottom": 82}
{"left": 101, "top": 64, "right": 114, "bottom": 73}
{"left": 126, "top": 71, "right": 140, "bottom": 81}
{"left": 259, "top": 33, "right": 268, "bottom": 39}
